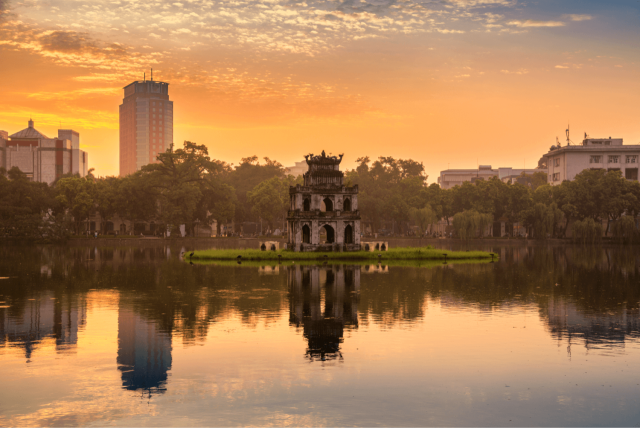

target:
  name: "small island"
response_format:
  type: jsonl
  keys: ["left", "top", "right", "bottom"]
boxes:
{"left": 188, "top": 247, "right": 496, "bottom": 262}
{"left": 189, "top": 151, "right": 496, "bottom": 263}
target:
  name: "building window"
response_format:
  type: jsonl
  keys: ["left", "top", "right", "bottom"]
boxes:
{"left": 553, "top": 173, "right": 560, "bottom": 181}
{"left": 554, "top": 158, "right": 560, "bottom": 167}
{"left": 626, "top": 155, "right": 637, "bottom": 164}
{"left": 609, "top": 155, "right": 619, "bottom": 163}
{"left": 626, "top": 168, "right": 638, "bottom": 180}
{"left": 590, "top": 156, "right": 602, "bottom": 163}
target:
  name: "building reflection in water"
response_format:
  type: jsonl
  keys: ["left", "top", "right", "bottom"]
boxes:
{"left": 289, "top": 265, "right": 359, "bottom": 361}
{"left": 0, "top": 293, "right": 86, "bottom": 360}
{"left": 117, "top": 303, "right": 172, "bottom": 395}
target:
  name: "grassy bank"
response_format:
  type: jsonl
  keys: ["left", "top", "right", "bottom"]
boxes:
{"left": 189, "top": 258, "right": 494, "bottom": 268}
{"left": 189, "top": 247, "right": 496, "bottom": 261}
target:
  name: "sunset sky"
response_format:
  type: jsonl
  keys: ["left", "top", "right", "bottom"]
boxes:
{"left": 1, "top": 0, "right": 638, "bottom": 180}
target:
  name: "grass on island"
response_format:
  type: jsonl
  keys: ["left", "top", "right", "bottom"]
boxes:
{"left": 189, "top": 246, "right": 496, "bottom": 262}
{"left": 189, "top": 257, "right": 494, "bottom": 268}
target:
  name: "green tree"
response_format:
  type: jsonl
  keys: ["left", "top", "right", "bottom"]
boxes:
{"left": 572, "top": 169, "right": 608, "bottom": 221}
{"left": 94, "top": 176, "right": 119, "bottom": 233}
{"left": 142, "top": 141, "right": 227, "bottom": 235}
{"left": 601, "top": 170, "right": 637, "bottom": 235}
{"left": 452, "top": 210, "right": 493, "bottom": 239}
{"left": 520, "top": 202, "right": 562, "bottom": 239}
{"left": 55, "top": 175, "right": 95, "bottom": 234}
{"left": 410, "top": 206, "right": 438, "bottom": 235}
{"left": 113, "top": 173, "right": 157, "bottom": 233}
{"left": 226, "top": 156, "right": 284, "bottom": 228}
{"left": 247, "top": 175, "right": 299, "bottom": 232}
{"left": 0, "top": 167, "right": 58, "bottom": 239}
{"left": 572, "top": 217, "right": 603, "bottom": 245}
{"left": 198, "top": 179, "right": 237, "bottom": 236}
{"left": 610, "top": 216, "right": 637, "bottom": 244}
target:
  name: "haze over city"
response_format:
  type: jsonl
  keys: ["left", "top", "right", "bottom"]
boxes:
{"left": 1, "top": 0, "right": 638, "bottom": 179}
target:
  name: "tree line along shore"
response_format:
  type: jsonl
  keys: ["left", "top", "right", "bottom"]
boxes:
{"left": 1, "top": 141, "right": 639, "bottom": 243}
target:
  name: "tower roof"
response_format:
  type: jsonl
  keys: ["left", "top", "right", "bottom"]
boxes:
{"left": 10, "top": 119, "right": 49, "bottom": 139}
{"left": 305, "top": 150, "right": 343, "bottom": 166}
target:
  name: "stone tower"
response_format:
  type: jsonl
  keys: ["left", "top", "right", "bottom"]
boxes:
{"left": 287, "top": 151, "right": 361, "bottom": 252}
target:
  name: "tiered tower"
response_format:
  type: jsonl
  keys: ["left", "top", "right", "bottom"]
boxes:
{"left": 287, "top": 151, "right": 361, "bottom": 252}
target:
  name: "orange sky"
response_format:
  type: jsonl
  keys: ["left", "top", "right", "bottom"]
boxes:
{"left": 1, "top": 0, "right": 638, "bottom": 181}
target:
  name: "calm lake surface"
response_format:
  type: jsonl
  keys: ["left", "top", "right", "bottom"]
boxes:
{"left": 1, "top": 243, "right": 640, "bottom": 427}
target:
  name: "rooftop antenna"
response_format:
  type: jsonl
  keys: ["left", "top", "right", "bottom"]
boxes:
{"left": 151, "top": 68, "right": 153, "bottom": 81}
{"left": 566, "top": 123, "right": 572, "bottom": 146}
{"left": 144, "top": 71, "right": 146, "bottom": 81}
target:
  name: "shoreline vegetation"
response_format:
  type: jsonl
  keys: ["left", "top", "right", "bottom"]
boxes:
{"left": 190, "top": 258, "right": 494, "bottom": 268}
{"left": 3, "top": 146, "right": 640, "bottom": 244}
{"left": 188, "top": 247, "right": 496, "bottom": 261}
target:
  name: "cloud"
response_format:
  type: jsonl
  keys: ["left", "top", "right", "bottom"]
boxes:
{"left": 566, "top": 14, "right": 592, "bottom": 22}
{"left": 500, "top": 69, "right": 528, "bottom": 74}
{"left": 73, "top": 74, "right": 124, "bottom": 82}
{"left": 0, "top": 21, "right": 159, "bottom": 77}
{"left": 38, "top": 30, "right": 96, "bottom": 53}
{"left": 555, "top": 65, "right": 569, "bottom": 69}
{"left": 507, "top": 20, "right": 565, "bottom": 28}
{"left": 447, "top": 0, "right": 513, "bottom": 6}
{"left": 27, "top": 87, "right": 120, "bottom": 100}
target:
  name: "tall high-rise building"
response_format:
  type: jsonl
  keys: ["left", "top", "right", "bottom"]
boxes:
{"left": 119, "top": 75, "right": 173, "bottom": 176}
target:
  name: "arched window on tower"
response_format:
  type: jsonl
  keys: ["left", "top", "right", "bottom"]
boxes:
{"left": 343, "top": 198, "right": 351, "bottom": 211}
{"left": 345, "top": 225, "right": 353, "bottom": 244}
{"left": 303, "top": 198, "right": 310, "bottom": 211}
{"left": 320, "top": 225, "right": 335, "bottom": 243}
{"left": 322, "top": 198, "right": 333, "bottom": 212}
{"left": 302, "top": 224, "right": 311, "bottom": 243}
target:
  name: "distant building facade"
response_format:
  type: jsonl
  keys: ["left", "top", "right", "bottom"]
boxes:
{"left": 285, "top": 160, "right": 307, "bottom": 177}
{"left": 541, "top": 137, "right": 639, "bottom": 185}
{"left": 437, "top": 165, "right": 542, "bottom": 189}
{"left": 119, "top": 77, "right": 173, "bottom": 176}
{"left": 0, "top": 119, "right": 89, "bottom": 184}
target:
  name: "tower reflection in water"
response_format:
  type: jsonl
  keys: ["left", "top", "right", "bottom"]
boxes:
{"left": 117, "top": 303, "right": 172, "bottom": 395}
{"left": 288, "top": 265, "right": 359, "bottom": 361}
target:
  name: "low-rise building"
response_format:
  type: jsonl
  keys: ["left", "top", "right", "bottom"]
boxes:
{"left": 541, "top": 137, "right": 639, "bottom": 185}
{"left": 0, "top": 119, "right": 89, "bottom": 184}
{"left": 285, "top": 160, "right": 307, "bottom": 177}
{"left": 437, "top": 165, "right": 542, "bottom": 189}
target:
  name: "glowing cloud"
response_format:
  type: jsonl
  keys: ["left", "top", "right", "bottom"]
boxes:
{"left": 507, "top": 20, "right": 565, "bottom": 28}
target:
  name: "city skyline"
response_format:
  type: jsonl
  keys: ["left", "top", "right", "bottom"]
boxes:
{"left": 1, "top": 0, "right": 638, "bottom": 180}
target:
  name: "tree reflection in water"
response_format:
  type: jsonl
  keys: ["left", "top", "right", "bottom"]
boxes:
{"left": 1, "top": 244, "right": 640, "bottom": 383}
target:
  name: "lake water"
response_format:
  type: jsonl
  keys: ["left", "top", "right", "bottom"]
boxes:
{"left": 1, "top": 243, "right": 639, "bottom": 426}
